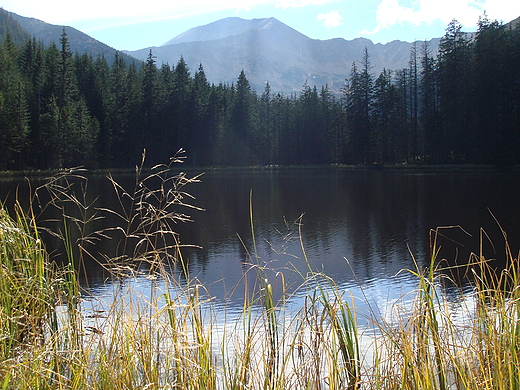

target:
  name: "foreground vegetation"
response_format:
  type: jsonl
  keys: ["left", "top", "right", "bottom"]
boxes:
{"left": 1, "top": 163, "right": 520, "bottom": 389}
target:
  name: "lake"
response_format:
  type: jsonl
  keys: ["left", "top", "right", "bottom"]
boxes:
{"left": 2, "top": 166, "right": 519, "bottom": 324}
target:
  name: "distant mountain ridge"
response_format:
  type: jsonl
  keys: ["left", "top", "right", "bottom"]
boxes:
{"left": 125, "top": 16, "right": 440, "bottom": 93}
{"left": 0, "top": 8, "right": 135, "bottom": 64}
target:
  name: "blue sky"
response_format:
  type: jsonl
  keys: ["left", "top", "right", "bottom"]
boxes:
{"left": 2, "top": 0, "right": 518, "bottom": 51}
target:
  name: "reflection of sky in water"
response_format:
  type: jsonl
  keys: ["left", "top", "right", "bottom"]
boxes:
{"left": 79, "top": 259, "right": 478, "bottom": 369}
{"left": 79, "top": 248, "right": 473, "bottom": 334}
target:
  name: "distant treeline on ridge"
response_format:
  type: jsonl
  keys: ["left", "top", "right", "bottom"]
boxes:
{"left": 0, "top": 15, "right": 519, "bottom": 170}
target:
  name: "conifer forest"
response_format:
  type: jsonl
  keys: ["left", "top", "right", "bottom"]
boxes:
{"left": 0, "top": 16, "right": 519, "bottom": 170}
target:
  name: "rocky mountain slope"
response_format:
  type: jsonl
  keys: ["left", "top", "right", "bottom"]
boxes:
{"left": 126, "top": 17, "right": 440, "bottom": 93}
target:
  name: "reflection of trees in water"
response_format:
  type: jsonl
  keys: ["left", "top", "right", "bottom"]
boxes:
{"left": 181, "top": 168, "right": 520, "bottom": 293}
{"left": 1, "top": 168, "right": 520, "bottom": 297}
{"left": 183, "top": 169, "right": 413, "bottom": 290}
{"left": 0, "top": 174, "right": 116, "bottom": 287}
{"left": 0, "top": 166, "right": 204, "bottom": 289}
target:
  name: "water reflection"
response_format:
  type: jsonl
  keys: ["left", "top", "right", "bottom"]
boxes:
{"left": 176, "top": 168, "right": 520, "bottom": 306}
{"left": 1, "top": 167, "right": 519, "bottom": 313}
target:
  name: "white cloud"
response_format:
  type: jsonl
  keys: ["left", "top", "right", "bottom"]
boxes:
{"left": 367, "top": 0, "right": 520, "bottom": 34}
{"left": 480, "top": 0, "right": 520, "bottom": 23}
{"left": 317, "top": 10, "right": 343, "bottom": 28}
{"left": 1, "top": 0, "right": 274, "bottom": 25}
{"left": 276, "top": 0, "right": 337, "bottom": 9}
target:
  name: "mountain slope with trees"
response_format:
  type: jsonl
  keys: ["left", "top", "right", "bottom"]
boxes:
{"left": 0, "top": 9, "right": 30, "bottom": 45}
{"left": 0, "top": 8, "right": 135, "bottom": 65}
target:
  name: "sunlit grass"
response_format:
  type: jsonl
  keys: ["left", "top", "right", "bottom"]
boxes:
{"left": 1, "top": 155, "right": 520, "bottom": 389}
{"left": 0, "top": 201, "right": 60, "bottom": 361}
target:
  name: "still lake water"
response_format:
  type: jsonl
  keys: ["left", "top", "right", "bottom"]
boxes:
{"left": 2, "top": 167, "right": 520, "bottom": 323}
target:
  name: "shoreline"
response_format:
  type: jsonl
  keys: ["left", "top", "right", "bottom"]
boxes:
{"left": 0, "top": 163, "right": 517, "bottom": 178}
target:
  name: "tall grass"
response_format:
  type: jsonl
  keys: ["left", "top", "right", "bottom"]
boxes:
{"left": 0, "top": 202, "right": 59, "bottom": 360}
{"left": 1, "top": 157, "right": 520, "bottom": 389}
{"left": 370, "top": 226, "right": 520, "bottom": 390}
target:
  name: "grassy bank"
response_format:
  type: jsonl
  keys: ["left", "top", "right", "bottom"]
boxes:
{"left": 0, "top": 165, "right": 519, "bottom": 389}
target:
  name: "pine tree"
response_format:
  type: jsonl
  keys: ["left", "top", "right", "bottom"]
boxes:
{"left": 121, "top": 60, "right": 143, "bottom": 165}
{"left": 373, "top": 69, "right": 402, "bottom": 163}
{"left": 276, "top": 92, "right": 297, "bottom": 165}
{"left": 18, "top": 37, "right": 45, "bottom": 167}
{"left": 209, "top": 82, "right": 233, "bottom": 165}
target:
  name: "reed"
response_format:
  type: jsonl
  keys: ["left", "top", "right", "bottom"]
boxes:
{"left": 1, "top": 157, "right": 520, "bottom": 389}
{"left": 0, "top": 201, "right": 60, "bottom": 361}
{"left": 369, "top": 225, "right": 520, "bottom": 390}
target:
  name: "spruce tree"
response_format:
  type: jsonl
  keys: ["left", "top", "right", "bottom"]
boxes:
{"left": 230, "top": 70, "right": 259, "bottom": 165}
{"left": 190, "top": 64, "right": 213, "bottom": 165}
{"left": 172, "top": 56, "right": 192, "bottom": 161}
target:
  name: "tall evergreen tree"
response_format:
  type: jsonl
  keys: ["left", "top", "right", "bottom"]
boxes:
{"left": 259, "top": 81, "right": 273, "bottom": 164}
{"left": 270, "top": 91, "right": 291, "bottom": 165}
{"left": 373, "top": 69, "right": 403, "bottom": 163}
{"left": 122, "top": 60, "right": 143, "bottom": 165}
{"left": 189, "top": 64, "right": 214, "bottom": 165}
{"left": 230, "top": 70, "right": 259, "bottom": 165}
{"left": 140, "top": 50, "right": 159, "bottom": 161}
{"left": 0, "top": 35, "right": 29, "bottom": 169}
{"left": 39, "top": 29, "right": 98, "bottom": 168}
{"left": 172, "top": 56, "right": 192, "bottom": 160}
{"left": 343, "top": 48, "right": 374, "bottom": 164}
{"left": 473, "top": 15, "right": 513, "bottom": 163}
{"left": 437, "top": 19, "right": 473, "bottom": 161}
{"left": 18, "top": 38, "right": 45, "bottom": 168}
{"left": 108, "top": 52, "right": 131, "bottom": 166}
{"left": 298, "top": 83, "right": 323, "bottom": 164}
{"left": 210, "top": 82, "right": 233, "bottom": 165}
{"left": 318, "top": 85, "right": 343, "bottom": 164}
{"left": 408, "top": 42, "right": 421, "bottom": 158}
{"left": 419, "top": 40, "right": 440, "bottom": 162}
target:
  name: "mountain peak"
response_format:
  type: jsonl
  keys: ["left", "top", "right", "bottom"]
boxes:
{"left": 161, "top": 16, "right": 305, "bottom": 47}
